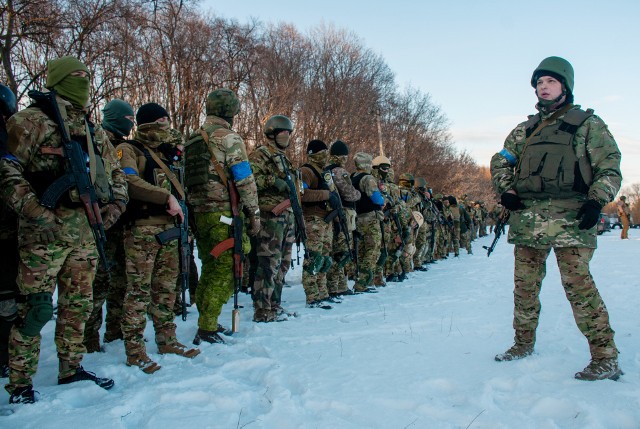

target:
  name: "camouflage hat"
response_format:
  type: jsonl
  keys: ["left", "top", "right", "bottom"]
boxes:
{"left": 354, "top": 152, "right": 373, "bottom": 170}
{"left": 206, "top": 88, "right": 240, "bottom": 118}
{"left": 531, "top": 56, "right": 574, "bottom": 95}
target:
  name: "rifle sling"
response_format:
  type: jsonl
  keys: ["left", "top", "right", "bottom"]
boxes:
{"left": 200, "top": 128, "right": 229, "bottom": 188}
{"left": 142, "top": 143, "right": 185, "bottom": 200}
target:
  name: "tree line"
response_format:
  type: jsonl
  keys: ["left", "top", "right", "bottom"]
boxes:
{"left": 0, "top": 0, "right": 495, "bottom": 203}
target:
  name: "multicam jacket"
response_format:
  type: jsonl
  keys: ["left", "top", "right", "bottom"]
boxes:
{"left": 248, "top": 141, "right": 295, "bottom": 213}
{"left": 491, "top": 104, "right": 621, "bottom": 248}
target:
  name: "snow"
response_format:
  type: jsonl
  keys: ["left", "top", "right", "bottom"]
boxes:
{"left": 3, "top": 228, "right": 640, "bottom": 428}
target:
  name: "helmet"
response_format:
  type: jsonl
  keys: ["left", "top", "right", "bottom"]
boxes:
{"left": 412, "top": 211, "right": 424, "bottom": 228}
{"left": 0, "top": 84, "right": 17, "bottom": 118}
{"left": 414, "top": 177, "right": 427, "bottom": 188}
{"left": 372, "top": 155, "right": 391, "bottom": 168}
{"left": 399, "top": 173, "right": 414, "bottom": 186}
{"left": 531, "top": 56, "right": 574, "bottom": 95}
{"left": 354, "top": 152, "right": 373, "bottom": 171}
{"left": 264, "top": 114, "right": 293, "bottom": 138}
{"left": 206, "top": 88, "right": 240, "bottom": 118}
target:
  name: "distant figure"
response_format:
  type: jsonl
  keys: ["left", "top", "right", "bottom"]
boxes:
{"left": 490, "top": 56, "right": 622, "bottom": 381}
{"left": 616, "top": 196, "right": 631, "bottom": 239}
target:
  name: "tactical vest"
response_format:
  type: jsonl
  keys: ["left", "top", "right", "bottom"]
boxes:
{"left": 351, "top": 172, "right": 378, "bottom": 214}
{"left": 183, "top": 123, "right": 224, "bottom": 188}
{"left": 514, "top": 107, "right": 594, "bottom": 199}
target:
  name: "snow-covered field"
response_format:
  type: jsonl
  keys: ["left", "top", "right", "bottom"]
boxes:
{"left": 2, "top": 228, "right": 639, "bottom": 428}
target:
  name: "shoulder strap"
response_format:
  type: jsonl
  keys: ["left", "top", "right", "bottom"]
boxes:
{"left": 200, "top": 127, "right": 228, "bottom": 188}
{"left": 142, "top": 142, "right": 185, "bottom": 200}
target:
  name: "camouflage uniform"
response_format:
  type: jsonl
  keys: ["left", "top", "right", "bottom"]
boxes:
{"left": 326, "top": 149, "right": 361, "bottom": 296}
{"left": 185, "top": 90, "right": 259, "bottom": 342}
{"left": 459, "top": 203, "right": 473, "bottom": 254}
{"left": 119, "top": 116, "right": 198, "bottom": 371}
{"left": 248, "top": 140, "right": 296, "bottom": 321}
{"left": 491, "top": 57, "right": 622, "bottom": 378}
{"left": 351, "top": 153, "right": 384, "bottom": 292}
{"left": 0, "top": 88, "right": 127, "bottom": 395}
{"left": 398, "top": 174, "right": 420, "bottom": 273}
{"left": 616, "top": 197, "right": 631, "bottom": 239}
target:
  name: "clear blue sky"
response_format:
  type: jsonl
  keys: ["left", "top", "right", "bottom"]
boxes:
{"left": 204, "top": 0, "right": 640, "bottom": 187}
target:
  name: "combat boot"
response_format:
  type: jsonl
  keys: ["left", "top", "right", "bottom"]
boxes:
{"left": 373, "top": 274, "right": 386, "bottom": 287}
{"left": 193, "top": 328, "right": 226, "bottom": 345}
{"left": 253, "top": 308, "right": 277, "bottom": 323}
{"left": 398, "top": 272, "right": 408, "bottom": 282}
{"left": 158, "top": 342, "right": 201, "bottom": 358}
{"left": 386, "top": 273, "right": 399, "bottom": 283}
{"left": 354, "top": 286, "right": 378, "bottom": 294}
{"left": 126, "top": 353, "right": 161, "bottom": 374}
{"left": 575, "top": 358, "right": 622, "bottom": 381}
{"left": 306, "top": 300, "right": 332, "bottom": 310}
{"left": 103, "top": 328, "right": 123, "bottom": 343}
{"left": 495, "top": 343, "right": 534, "bottom": 361}
{"left": 58, "top": 366, "right": 115, "bottom": 389}
{"left": 9, "top": 385, "right": 37, "bottom": 404}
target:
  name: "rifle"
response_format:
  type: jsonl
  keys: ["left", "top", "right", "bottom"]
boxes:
{"left": 324, "top": 184, "right": 355, "bottom": 266}
{"left": 483, "top": 208, "right": 510, "bottom": 257}
{"left": 352, "top": 230, "right": 360, "bottom": 280}
{"left": 155, "top": 166, "right": 190, "bottom": 321}
{"left": 276, "top": 154, "right": 309, "bottom": 266}
{"left": 33, "top": 90, "right": 109, "bottom": 269}
{"left": 210, "top": 179, "right": 244, "bottom": 333}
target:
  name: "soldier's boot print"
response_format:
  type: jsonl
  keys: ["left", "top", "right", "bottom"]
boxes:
{"left": 126, "top": 353, "right": 161, "bottom": 374}
{"left": 494, "top": 343, "right": 534, "bottom": 362}
{"left": 575, "top": 358, "right": 622, "bottom": 381}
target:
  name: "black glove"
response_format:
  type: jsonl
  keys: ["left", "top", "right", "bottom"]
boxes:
{"left": 328, "top": 192, "right": 341, "bottom": 209}
{"left": 500, "top": 192, "right": 526, "bottom": 211}
{"left": 576, "top": 200, "right": 602, "bottom": 230}
{"left": 274, "top": 177, "right": 288, "bottom": 193}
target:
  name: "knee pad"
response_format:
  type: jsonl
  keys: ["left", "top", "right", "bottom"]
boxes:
{"left": 320, "top": 256, "right": 334, "bottom": 273}
{"left": 303, "top": 251, "right": 325, "bottom": 275}
{"left": 19, "top": 292, "right": 53, "bottom": 337}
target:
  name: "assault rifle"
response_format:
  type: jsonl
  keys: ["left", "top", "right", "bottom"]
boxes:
{"left": 210, "top": 179, "right": 244, "bottom": 333}
{"left": 483, "top": 208, "right": 510, "bottom": 257}
{"left": 324, "top": 183, "right": 355, "bottom": 268}
{"left": 276, "top": 154, "right": 309, "bottom": 266}
{"left": 155, "top": 166, "right": 190, "bottom": 321}
{"left": 34, "top": 90, "right": 109, "bottom": 269}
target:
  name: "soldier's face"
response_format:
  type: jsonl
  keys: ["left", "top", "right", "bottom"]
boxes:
{"left": 536, "top": 76, "right": 563, "bottom": 101}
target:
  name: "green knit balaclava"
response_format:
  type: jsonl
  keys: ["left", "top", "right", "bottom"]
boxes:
{"left": 46, "top": 56, "right": 91, "bottom": 108}
{"left": 102, "top": 99, "right": 134, "bottom": 138}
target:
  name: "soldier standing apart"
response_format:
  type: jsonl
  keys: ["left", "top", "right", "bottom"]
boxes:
{"left": 83, "top": 99, "right": 135, "bottom": 352}
{"left": 185, "top": 89, "right": 260, "bottom": 344}
{"left": 300, "top": 140, "right": 336, "bottom": 308}
{"left": 0, "top": 84, "right": 17, "bottom": 378}
{"left": 351, "top": 152, "right": 384, "bottom": 293}
{"left": 326, "top": 140, "right": 361, "bottom": 298}
{"left": 616, "top": 195, "right": 631, "bottom": 239}
{"left": 248, "top": 115, "right": 296, "bottom": 322}
{"left": 119, "top": 103, "right": 200, "bottom": 373}
{"left": 491, "top": 56, "right": 622, "bottom": 380}
{"left": 0, "top": 57, "right": 128, "bottom": 403}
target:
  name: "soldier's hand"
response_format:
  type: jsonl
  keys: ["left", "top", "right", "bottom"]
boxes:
{"left": 274, "top": 177, "right": 289, "bottom": 193}
{"left": 100, "top": 201, "right": 125, "bottom": 230}
{"left": 166, "top": 194, "right": 184, "bottom": 223}
{"left": 576, "top": 199, "right": 602, "bottom": 230}
{"left": 247, "top": 211, "right": 261, "bottom": 237}
{"left": 328, "top": 191, "right": 341, "bottom": 209}
{"left": 500, "top": 191, "right": 525, "bottom": 211}
{"left": 21, "top": 196, "right": 63, "bottom": 244}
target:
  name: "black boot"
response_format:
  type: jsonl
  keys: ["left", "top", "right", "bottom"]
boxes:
{"left": 58, "top": 366, "right": 114, "bottom": 390}
{"left": 193, "top": 329, "right": 226, "bottom": 345}
{"left": 9, "top": 385, "right": 37, "bottom": 404}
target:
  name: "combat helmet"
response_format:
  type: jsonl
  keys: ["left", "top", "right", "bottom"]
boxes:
{"left": 0, "top": 84, "right": 17, "bottom": 118}
{"left": 206, "top": 88, "right": 240, "bottom": 118}
{"left": 531, "top": 56, "right": 574, "bottom": 95}
{"left": 399, "top": 172, "right": 415, "bottom": 187}
{"left": 264, "top": 114, "right": 293, "bottom": 139}
{"left": 414, "top": 177, "right": 427, "bottom": 189}
{"left": 372, "top": 155, "right": 391, "bottom": 168}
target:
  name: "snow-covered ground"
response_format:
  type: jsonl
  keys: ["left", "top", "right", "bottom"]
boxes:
{"left": 2, "top": 228, "right": 640, "bottom": 428}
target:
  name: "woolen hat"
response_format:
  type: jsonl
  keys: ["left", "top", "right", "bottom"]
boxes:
{"left": 330, "top": 140, "right": 349, "bottom": 156}
{"left": 307, "top": 139, "right": 327, "bottom": 154}
{"left": 136, "top": 103, "right": 169, "bottom": 125}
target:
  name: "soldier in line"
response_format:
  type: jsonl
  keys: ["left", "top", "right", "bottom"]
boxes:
{"left": 351, "top": 152, "right": 384, "bottom": 293}
{"left": 83, "top": 99, "right": 135, "bottom": 352}
{"left": 383, "top": 167, "right": 410, "bottom": 282}
{"left": 185, "top": 89, "right": 261, "bottom": 344}
{"left": 412, "top": 177, "right": 430, "bottom": 270}
{"left": 491, "top": 56, "right": 622, "bottom": 380}
{"left": 0, "top": 84, "right": 17, "bottom": 378}
{"left": 616, "top": 195, "right": 631, "bottom": 239}
{"left": 300, "top": 140, "right": 336, "bottom": 308}
{"left": 398, "top": 173, "right": 421, "bottom": 275}
{"left": 119, "top": 103, "right": 200, "bottom": 374}
{"left": 247, "top": 115, "right": 296, "bottom": 322}
{"left": 459, "top": 200, "right": 473, "bottom": 255}
{"left": 0, "top": 57, "right": 128, "bottom": 403}
{"left": 326, "top": 140, "right": 361, "bottom": 298}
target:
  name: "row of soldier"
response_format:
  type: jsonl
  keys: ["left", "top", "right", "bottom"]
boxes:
{"left": 0, "top": 56, "right": 497, "bottom": 405}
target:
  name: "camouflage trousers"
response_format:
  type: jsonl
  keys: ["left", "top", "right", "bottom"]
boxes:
{"left": 460, "top": 229, "right": 472, "bottom": 254}
{"left": 6, "top": 238, "right": 98, "bottom": 393}
{"left": 356, "top": 213, "right": 382, "bottom": 290}
{"left": 252, "top": 210, "right": 295, "bottom": 311}
{"left": 327, "top": 209, "right": 356, "bottom": 294}
{"left": 374, "top": 219, "right": 392, "bottom": 279}
{"left": 413, "top": 222, "right": 429, "bottom": 266}
{"left": 302, "top": 215, "right": 333, "bottom": 303}
{"left": 194, "top": 211, "right": 250, "bottom": 331}
{"left": 448, "top": 222, "right": 460, "bottom": 255}
{"left": 512, "top": 245, "right": 617, "bottom": 359}
{"left": 0, "top": 234, "right": 19, "bottom": 367}
{"left": 122, "top": 225, "right": 179, "bottom": 358}
{"left": 83, "top": 226, "right": 127, "bottom": 348}
{"left": 384, "top": 224, "right": 403, "bottom": 276}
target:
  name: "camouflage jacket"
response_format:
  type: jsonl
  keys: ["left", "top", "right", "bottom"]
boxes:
{"left": 0, "top": 95, "right": 127, "bottom": 243}
{"left": 187, "top": 116, "right": 259, "bottom": 215}
{"left": 327, "top": 155, "right": 360, "bottom": 206}
{"left": 490, "top": 104, "right": 621, "bottom": 248}
{"left": 399, "top": 186, "right": 422, "bottom": 212}
{"left": 248, "top": 141, "right": 295, "bottom": 213}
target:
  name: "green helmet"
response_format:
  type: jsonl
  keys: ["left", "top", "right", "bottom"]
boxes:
{"left": 399, "top": 173, "right": 414, "bottom": 185}
{"left": 531, "top": 56, "right": 574, "bottom": 95}
{"left": 264, "top": 114, "right": 293, "bottom": 138}
{"left": 206, "top": 88, "right": 240, "bottom": 118}
{"left": 414, "top": 177, "right": 427, "bottom": 188}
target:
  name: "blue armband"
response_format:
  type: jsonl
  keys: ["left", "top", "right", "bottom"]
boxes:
{"left": 1, "top": 153, "right": 19, "bottom": 162}
{"left": 499, "top": 148, "right": 517, "bottom": 166}
{"left": 122, "top": 167, "right": 138, "bottom": 176}
{"left": 303, "top": 182, "right": 309, "bottom": 189}
{"left": 230, "top": 161, "right": 252, "bottom": 181}
{"left": 371, "top": 190, "right": 384, "bottom": 206}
